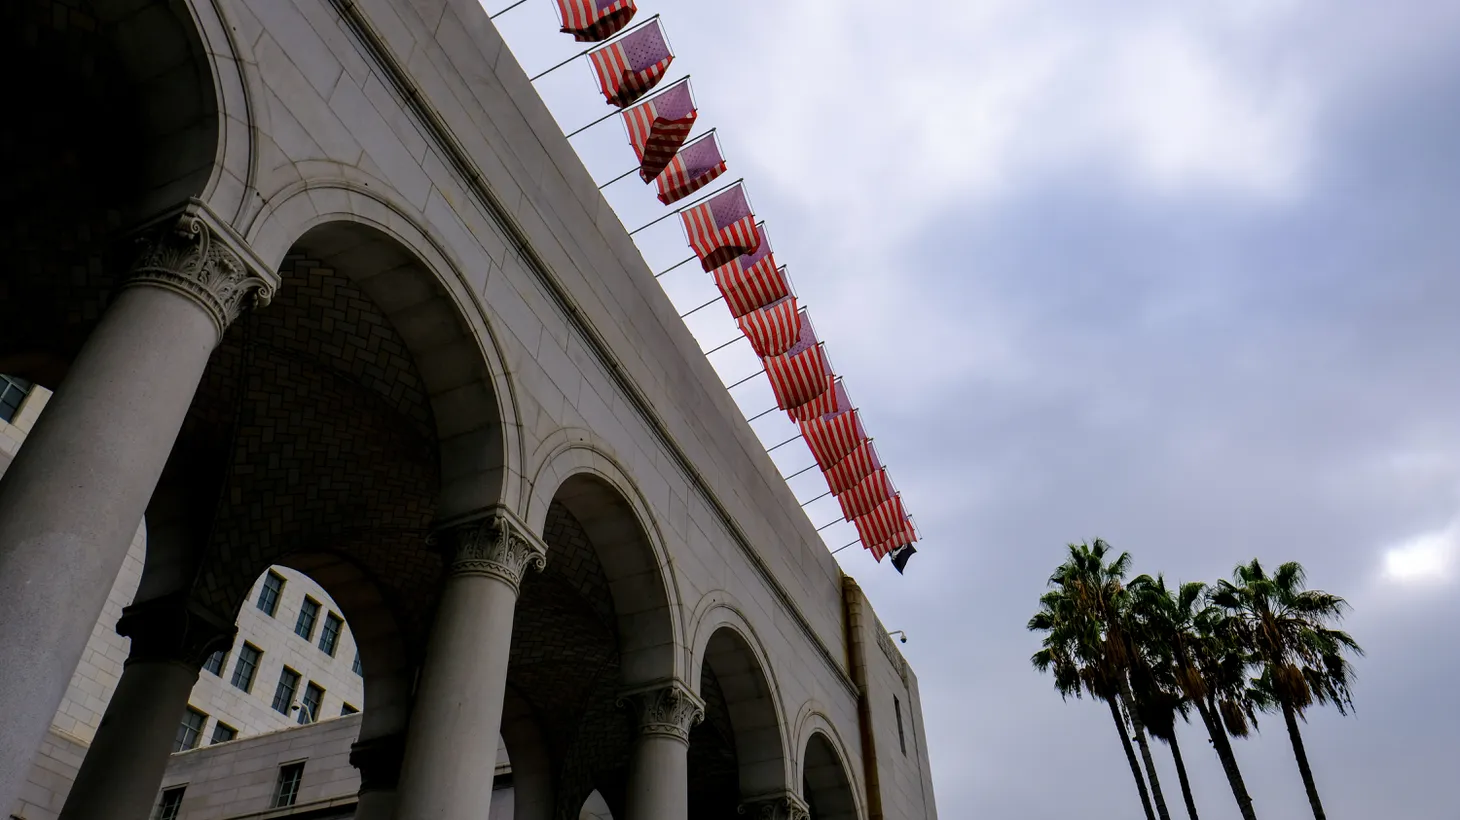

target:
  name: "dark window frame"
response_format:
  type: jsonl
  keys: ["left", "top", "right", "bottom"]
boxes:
{"left": 894, "top": 696, "right": 907, "bottom": 756}
{"left": 154, "top": 786, "right": 185, "bottom": 820}
{"left": 202, "top": 647, "right": 228, "bottom": 676}
{"left": 341, "top": 703, "right": 359, "bottom": 716}
{"left": 272, "top": 666, "right": 301, "bottom": 715}
{"left": 294, "top": 596, "right": 320, "bottom": 641}
{"left": 174, "top": 707, "right": 207, "bottom": 752}
{"left": 298, "top": 682, "right": 325, "bottom": 725}
{"left": 231, "top": 643, "right": 262, "bottom": 693}
{"left": 318, "top": 612, "right": 343, "bottom": 656}
{"left": 0, "top": 375, "right": 32, "bottom": 424}
{"left": 209, "top": 722, "right": 237, "bottom": 745}
{"left": 257, "top": 571, "right": 286, "bottom": 617}
{"left": 273, "top": 762, "right": 305, "bottom": 808}
{"left": 352, "top": 649, "right": 363, "bottom": 677}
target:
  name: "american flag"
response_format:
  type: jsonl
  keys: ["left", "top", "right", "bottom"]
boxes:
{"left": 836, "top": 468, "right": 893, "bottom": 521}
{"left": 788, "top": 380, "right": 840, "bottom": 421}
{"left": 736, "top": 295, "right": 800, "bottom": 358}
{"left": 799, "top": 382, "right": 864, "bottom": 469}
{"left": 623, "top": 79, "right": 696, "bottom": 182}
{"left": 557, "top": 0, "right": 637, "bottom": 42}
{"left": 655, "top": 132, "right": 728, "bottom": 205}
{"left": 874, "top": 521, "right": 919, "bottom": 564}
{"left": 713, "top": 227, "right": 785, "bottom": 318}
{"left": 763, "top": 309, "right": 833, "bottom": 415}
{"left": 854, "top": 496, "right": 910, "bottom": 557}
{"left": 681, "top": 184, "right": 760, "bottom": 272}
{"left": 825, "top": 439, "right": 881, "bottom": 495}
{"left": 589, "top": 20, "right": 673, "bottom": 108}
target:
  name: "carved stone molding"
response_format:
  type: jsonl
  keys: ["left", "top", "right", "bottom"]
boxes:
{"left": 350, "top": 733, "right": 407, "bottom": 793}
{"left": 738, "top": 793, "right": 811, "bottom": 820}
{"left": 115, "top": 592, "right": 235, "bottom": 669}
{"left": 439, "top": 509, "right": 548, "bottom": 593}
{"left": 619, "top": 680, "right": 705, "bottom": 744}
{"left": 126, "top": 200, "right": 277, "bottom": 339}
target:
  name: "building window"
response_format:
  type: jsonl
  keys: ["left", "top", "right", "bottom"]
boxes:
{"left": 273, "top": 762, "right": 305, "bottom": 808}
{"left": 231, "top": 643, "right": 262, "bottom": 693}
{"left": 318, "top": 612, "right": 343, "bottom": 656}
{"left": 294, "top": 596, "right": 320, "bottom": 641}
{"left": 894, "top": 696, "right": 907, "bottom": 756}
{"left": 154, "top": 786, "right": 185, "bottom": 820}
{"left": 257, "top": 571, "right": 285, "bottom": 616}
{"left": 298, "top": 682, "right": 325, "bottom": 725}
{"left": 272, "top": 667, "right": 301, "bottom": 715}
{"left": 174, "top": 707, "right": 207, "bottom": 752}
{"left": 203, "top": 648, "right": 228, "bottom": 676}
{"left": 341, "top": 703, "right": 359, "bottom": 716}
{"left": 352, "top": 649, "right": 363, "bottom": 677}
{"left": 210, "top": 722, "right": 237, "bottom": 744}
{"left": 0, "top": 376, "right": 32, "bottom": 424}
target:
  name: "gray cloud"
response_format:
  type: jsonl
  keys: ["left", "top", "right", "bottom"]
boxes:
{"left": 493, "top": 1, "right": 1460, "bottom": 815}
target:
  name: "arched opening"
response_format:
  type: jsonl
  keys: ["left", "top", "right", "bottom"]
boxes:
{"left": 802, "top": 732, "right": 859, "bottom": 820}
{"left": 579, "top": 789, "right": 615, "bottom": 819}
{"left": 0, "top": 0, "right": 219, "bottom": 384}
{"left": 690, "top": 626, "right": 789, "bottom": 814}
{"left": 508, "top": 471, "right": 676, "bottom": 818}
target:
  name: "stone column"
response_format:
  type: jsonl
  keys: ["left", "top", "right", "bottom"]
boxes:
{"left": 0, "top": 202, "right": 274, "bottom": 810}
{"left": 620, "top": 681, "right": 705, "bottom": 820}
{"left": 57, "top": 592, "right": 234, "bottom": 820}
{"left": 738, "top": 793, "right": 812, "bottom": 820}
{"left": 350, "top": 733, "right": 406, "bottom": 820}
{"left": 392, "top": 509, "right": 546, "bottom": 820}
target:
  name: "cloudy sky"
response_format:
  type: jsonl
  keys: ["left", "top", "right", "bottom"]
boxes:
{"left": 495, "top": 1, "right": 1460, "bottom": 816}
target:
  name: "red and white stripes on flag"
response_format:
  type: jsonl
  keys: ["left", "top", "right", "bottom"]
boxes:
{"left": 713, "top": 229, "right": 785, "bottom": 318}
{"left": 681, "top": 184, "right": 760, "bottom": 272}
{"left": 763, "top": 309, "right": 833, "bottom": 415}
{"left": 799, "top": 383, "right": 863, "bottom": 469}
{"left": 556, "top": 0, "right": 637, "bottom": 42}
{"left": 836, "top": 468, "right": 893, "bottom": 521}
{"left": 737, "top": 296, "right": 800, "bottom": 358}
{"left": 589, "top": 20, "right": 673, "bottom": 108}
{"left": 825, "top": 439, "right": 881, "bottom": 495}
{"left": 854, "top": 495, "right": 909, "bottom": 555}
{"left": 654, "top": 132, "right": 727, "bottom": 205}
{"left": 869, "top": 518, "right": 918, "bottom": 562}
{"left": 788, "top": 380, "right": 840, "bottom": 421}
{"left": 623, "top": 79, "right": 696, "bottom": 182}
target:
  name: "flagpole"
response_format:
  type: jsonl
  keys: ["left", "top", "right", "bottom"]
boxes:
{"left": 746, "top": 406, "right": 777, "bottom": 423}
{"left": 784, "top": 463, "right": 817, "bottom": 480}
{"left": 683, "top": 294, "right": 730, "bottom": 318}
{"left": 830, "top": 540, "right": 858, "bottom": 555}
{"left": 529, "top": 13, "right": 661, "bottom": 82}
{"left": 655, "top": 255, "right": 696, "bottom": 278}
{"left": 725, "top": 368, "right": 764, "bottom": 390}
{"left": 799, "top": 489, "right": 832, "bottom": 507}
{"left": 597, "top": 167, "right": 639, "bottom": 190}
{"left": 565, "top": 109, "right": 619, "bottom": 139}
{"left": 628, "top": 177, "right": 745, "bottom": 235}
{"left": 817, "top": 520, "right": 843, "bottom": 533}
{"left": 702, "top": 335, "right": 744, "bottom": 355}
{"left": 489, "top": 0, "right": 532, "bottom": 18}
{"left": 766, "top": 433, "right": 803, "bottom": 453}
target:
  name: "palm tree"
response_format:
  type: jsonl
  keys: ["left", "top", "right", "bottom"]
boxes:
{"left": 1129, "top": 575, "right": 1258, "bottom": 820}
{"left": 1130, "top": 678, "right": 1200, "bottom": 820}
{"left": 1030, "top": 589, "right": 1156, "bottom": 820}
{"left": 1030, "top": 540, "right": 1172, "bottom": 820}
{"left": 1211, "top": 560, "right": 1363, "bottom": 820}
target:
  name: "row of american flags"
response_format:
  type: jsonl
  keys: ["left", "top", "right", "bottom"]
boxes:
{"left": 541, "top": 0, "right": 919, "bottom": 573}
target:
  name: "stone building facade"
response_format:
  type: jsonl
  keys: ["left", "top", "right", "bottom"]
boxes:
{"left": 0, "top": 0, "right": 939, "bottom": 819}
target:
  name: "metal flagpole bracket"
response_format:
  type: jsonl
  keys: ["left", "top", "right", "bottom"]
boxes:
{"left": 628, "top": 177, "right": 745, "bottom": 236}
{"left": 529, "top": 13, "right": 662, "bottom": 82}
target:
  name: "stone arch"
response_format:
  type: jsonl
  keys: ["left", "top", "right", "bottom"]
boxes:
{"left": 243, "top": 181, "right": 523, "bottom": 518}
{"left": 525, "top": 431, "right": 682, "bottom": 687}
{"left": 689, "top": 599, "right": 794, "bottom": 801}
{"left": 795, "top": 712, "right": 864, "bottom": 820}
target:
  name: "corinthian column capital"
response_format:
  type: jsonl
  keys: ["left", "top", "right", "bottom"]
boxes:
{"left": 115, "top": 591, "right": 235, "bottom": 670}
{"left": 738, "top": 793, "right": 811, "bottom": 820}
{"left": 126, "top": 200, "right": 279, "bottom": 340}
{"left": 619, "top": 680, "right": 705, "bottom": 745}
{"left": 437, "top": 508, "right": 548, "bottom": 593}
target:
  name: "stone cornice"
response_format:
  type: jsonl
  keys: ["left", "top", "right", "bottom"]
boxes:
{"left": 618, "top": 680, "right": 705, "bottom": 745}
{"left": 126, "top": 198, "right": 280, "bottom": 340}
{"left": 331, "top": 0, "right": 861, "bottom": 703}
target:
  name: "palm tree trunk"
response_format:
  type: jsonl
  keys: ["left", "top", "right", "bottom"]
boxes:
{"left": 1108, "top": 696, "right": 1156, "bottom": 820}
{"left": 1118, "top": 681, "right": 1172, "bottom": 820}
{"left": 1281, "top": 700, "right": 1327, "bottom": 820}
{"left": 1192, "top": 696, "right": 1258, "bottom": 820}
{"left": 1167, "top": 728, "right": 1200, "bottom": 820}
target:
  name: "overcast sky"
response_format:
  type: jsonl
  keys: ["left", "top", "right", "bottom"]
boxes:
{"left": 494, "top": 2, "right": 1460, "bottom": 816}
